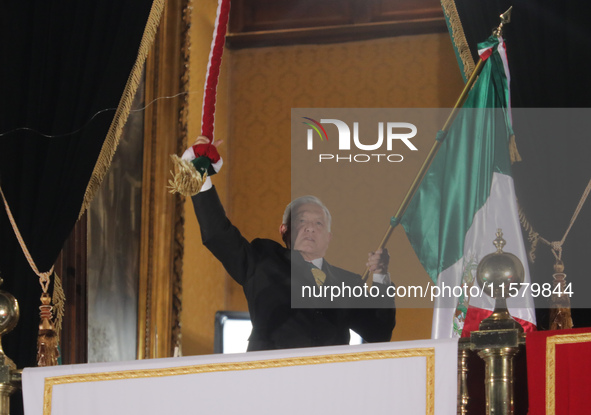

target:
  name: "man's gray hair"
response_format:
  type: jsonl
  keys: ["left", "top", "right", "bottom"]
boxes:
{"left": 282, "top": 195, "right": 332, "bottom": 231}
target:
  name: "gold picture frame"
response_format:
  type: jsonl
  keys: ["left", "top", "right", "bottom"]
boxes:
{"left": 137, "top": 0, "right": 191, "bottom": 360}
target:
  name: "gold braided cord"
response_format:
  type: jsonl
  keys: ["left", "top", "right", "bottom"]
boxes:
{"left": 78, "top": 0, "right": 166, "bottom": 219}
{"left": 559, "top": 178, "right": 591, "bottom": 247}
{"left": 440, "top": 0, "right": 475, "bottom": 80}
{"left": 518, "top": 204, "right": 540, "bottom": 263}
{"left": 519, "top": 178, "right": 591, "bottom": 262}
{"left": 0, "top": 185, "right": 54, "bottom": 293}
{"left": 1, "top": 185, "right": 62, "bottom": 366}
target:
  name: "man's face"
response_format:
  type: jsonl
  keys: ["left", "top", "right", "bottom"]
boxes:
{"left": 290, "top": 203, "right": 332, "bottom": 261}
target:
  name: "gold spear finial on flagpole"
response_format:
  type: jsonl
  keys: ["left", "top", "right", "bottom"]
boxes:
{"left": 361, "top": 7, "right": 514, "bottom": 284}
{"left": 494, "top": 7, "right": 512, "bottom": 37}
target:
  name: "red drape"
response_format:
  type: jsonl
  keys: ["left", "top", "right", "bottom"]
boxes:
{"left": 527, "top": 327, "right": 591, "bottom": 415}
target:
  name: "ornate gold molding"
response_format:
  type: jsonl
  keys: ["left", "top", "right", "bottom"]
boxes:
{"left": 172, "top": 0, "right": 193, "bottom": 357}
{"left": 137, "top": 0, "right": 191, "bottom": 360}
{"left": 545, "top": 332, "right": 591, "bottom": 415}
{"left": 227, "top": 0, "right": 447, "bottom": 49}
{"left": 43, "top": 348, "right": 435, "bottom": 415}
{"left": 226, "top": 19, "right": 447, "bottom": 49}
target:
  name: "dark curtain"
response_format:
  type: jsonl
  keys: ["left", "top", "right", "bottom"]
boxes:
{"left": 0, "top": 3, "right": 157, "bottom": 412}
{"left": 449, "top": 1, "right": 591, "bottom": 328}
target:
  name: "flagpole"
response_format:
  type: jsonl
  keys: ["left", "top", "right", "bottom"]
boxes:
{"left": 362, "top": 7, "right": 512, "bottom": 283}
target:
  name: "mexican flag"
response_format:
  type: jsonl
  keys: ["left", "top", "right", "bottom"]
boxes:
{"left": 400, "top": 36, "right": 536, "bottom": 338}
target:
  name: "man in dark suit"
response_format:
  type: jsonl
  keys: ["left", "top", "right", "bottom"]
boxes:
{"left": 186, "top": 141, "right": 395, "bottom": 351}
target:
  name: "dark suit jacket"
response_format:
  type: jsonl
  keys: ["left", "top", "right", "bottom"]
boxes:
{"left": 193, "top": 187, "right": 395, "bottom": 351}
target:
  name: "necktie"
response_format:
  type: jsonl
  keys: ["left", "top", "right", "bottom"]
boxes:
{"left": 310, "top": 265, "right": 326, "bottom": 286}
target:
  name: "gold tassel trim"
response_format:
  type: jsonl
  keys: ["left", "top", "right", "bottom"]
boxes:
{"left": 549, "top": 261, "right": 574, "bottom": 330}
{"left": 509, "top": 134, "right": 522, "bottom": 164}
{"left": 441, "top": 0, "right": 475, "bottom": 80}
{"left": 550, "top": 308, "right": 574, "bottom": 331}
{"left": 1, "top": 185, "right": 61, "bottom": 365}
{"left": 168, "top": 155, "right": 207, "bottom": 196}
{"left": 53, "top": 271, "right": 66, "bottom": 338}
{"left": 38, "top": 293, "right": 60, "bottom": 367}
{"left": 78, "top": 0, "right": 166, "bottom": 219}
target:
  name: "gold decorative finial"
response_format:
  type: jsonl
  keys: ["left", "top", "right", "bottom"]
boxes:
{"left": 493, "top": 229, "right": 506, "bottom": 253}
{"left": 0, "top": 272, "right": 21, "bottom": 414}
{"left": 475, "top": 228, "right": 525, "bottom": 332}
{"left": 493, "top": 6, "right": 513, "bottom": 37}
{"left": 0, "top": 274, "right": 20, "bottom": 356}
